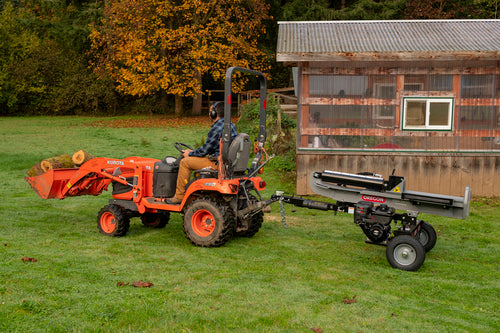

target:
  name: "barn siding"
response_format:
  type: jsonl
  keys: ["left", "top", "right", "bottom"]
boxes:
{"left": 296, "top": 152, "right": 499, "bottom": 196}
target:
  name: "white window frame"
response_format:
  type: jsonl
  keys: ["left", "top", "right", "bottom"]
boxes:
{"left": 402, "top": 97, "right": 454, "bottom": 131}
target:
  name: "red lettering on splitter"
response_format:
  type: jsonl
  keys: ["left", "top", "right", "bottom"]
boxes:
{"left": 362, "top": 195, "right": 386, "bottom": 203}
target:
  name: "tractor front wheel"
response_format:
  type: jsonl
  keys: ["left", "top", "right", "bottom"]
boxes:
{"left": 97, "top": 204, "right": 130, "bottom": 237}
{"left": 183, "top": 198, "right": 235, "bottom": 247}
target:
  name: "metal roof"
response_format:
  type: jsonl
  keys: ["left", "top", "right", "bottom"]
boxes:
{"left": 277, "top": 20, "right": 500, "bottom": 62}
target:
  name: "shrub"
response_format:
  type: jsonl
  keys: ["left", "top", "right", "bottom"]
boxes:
{"left": 237, "top": 94, "right": 296, "bottom": 172}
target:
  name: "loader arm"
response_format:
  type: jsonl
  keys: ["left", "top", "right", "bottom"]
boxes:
{"left": 61, "top": 158, "right": 136, "bottom": 198}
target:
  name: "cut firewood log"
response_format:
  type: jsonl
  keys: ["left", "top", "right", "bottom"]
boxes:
{"left": 26, "top": 163, "right": 44, "bottom": 177}
{"left": 40, "top": 154, "right": 74, "bottom": 172}
{"left": 72, "top": 150, "right": 95, "bottom": 166}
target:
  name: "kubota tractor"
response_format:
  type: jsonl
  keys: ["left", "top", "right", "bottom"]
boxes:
{"left": 26, "top": 67, "right": 273, "bottom": 247}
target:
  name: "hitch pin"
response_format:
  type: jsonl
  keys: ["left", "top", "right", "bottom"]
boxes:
{"left": 276, "top": 191, "right": 287, "bottom": 228}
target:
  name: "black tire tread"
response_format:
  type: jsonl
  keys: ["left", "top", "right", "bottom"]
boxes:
{"left": 234, "top": 194, "right": 264, "bottom": 238}
{"left": 386, "top": 235, "right": 425, "bottom": 271}
{"left": 415, "top": 221, "right": 437, "bottom": 252}
{"left": 97, "top": 204, "right": 130, "bottom": 237}
{"left": 183, "top": 197, "right": 235, "bottom": 247}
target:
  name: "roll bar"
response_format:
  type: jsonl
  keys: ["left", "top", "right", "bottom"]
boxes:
{"left": 222, "top": 67, "right": 267, "bottom": 165}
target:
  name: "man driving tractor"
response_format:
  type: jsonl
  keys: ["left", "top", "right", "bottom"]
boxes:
{"left": 166, "top": 102, "right": 238, "bottom": 204}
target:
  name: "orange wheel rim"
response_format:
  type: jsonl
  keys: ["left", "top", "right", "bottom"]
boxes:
{"left": 191, "top": 209, "right": 215, "bottom": 237}
{"left": 100, "top": 212, "right": 116, "bottom": 233}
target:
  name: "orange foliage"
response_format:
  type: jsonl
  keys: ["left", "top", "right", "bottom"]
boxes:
{"left": 90, "top": 0, "right": 270, "bottom": 99}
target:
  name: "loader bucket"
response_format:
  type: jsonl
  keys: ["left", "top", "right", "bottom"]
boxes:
{"left": 26, "top": 167, "right": 113, "bottom": 199}
{"left": 25, "top": 168, "right": 80, "bottom": 199}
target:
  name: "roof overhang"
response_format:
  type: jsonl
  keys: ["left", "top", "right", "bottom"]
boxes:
{"left": 276, "top": 51, "right": 500, "bottom": 63}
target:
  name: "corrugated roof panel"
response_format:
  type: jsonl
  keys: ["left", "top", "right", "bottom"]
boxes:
{"left": 277, "top": 20, "right": 500, "bottom": 61}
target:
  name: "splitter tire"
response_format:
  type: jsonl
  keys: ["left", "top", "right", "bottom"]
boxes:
{"left": 414, "top": 221, "right": 437, "bottom": 252}
{"left": 141, "top": 212, "right": 170, "bottom": 228}
{"left": 183, "top": 198, "right": 235, "bottom": 247}
{"left": 97, "top": 204, "right": 130, "bottom": 237}
{"left": 386, "top": 235, "right": 425, "bottom": 271}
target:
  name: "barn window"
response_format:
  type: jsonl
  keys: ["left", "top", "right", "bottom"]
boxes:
{"left": 402, "top": 97, "right": 454, "bottom": 130}
{"left": 461, "top": 75, "right": 494, "bottom": 98}
{"left": 309, "top": 75, "right": 367, "bottom": 97}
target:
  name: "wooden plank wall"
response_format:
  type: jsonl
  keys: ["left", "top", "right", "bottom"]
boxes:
{"left": 296, "top": 152, "right": 500, "bottom": 197}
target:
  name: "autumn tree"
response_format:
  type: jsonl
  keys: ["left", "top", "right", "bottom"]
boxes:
{"left": 0, "top": 1, "right": 117, "bottom": 115}
{"left": 90, "top": 0, "right": 270, "bottom": 115}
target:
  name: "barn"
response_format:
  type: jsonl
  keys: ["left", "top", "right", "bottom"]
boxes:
{"left": 276, "top": 20, "right": 500, "bottom": 196}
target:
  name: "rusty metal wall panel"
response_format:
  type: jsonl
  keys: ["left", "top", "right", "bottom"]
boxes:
{"left": 296, "top": 61, "right": 500, "bottom": 152}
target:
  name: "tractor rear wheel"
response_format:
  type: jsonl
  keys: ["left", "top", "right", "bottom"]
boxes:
{"left": 141, "top": 212, "right": 169, "bottom": 228}
{"left": 97, "top": 204, "right": 130, "bottom": 237}
{"left": 183, "top": 198, "right": 235, "bottom": 247}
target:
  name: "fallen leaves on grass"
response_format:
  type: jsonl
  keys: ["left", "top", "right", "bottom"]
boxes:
{"left": 311, "top": 327, "right": 323, "bottom": 333}
{"left": 83, "top": 116, "right": 213, "bottom": 129}
{"left": 343, "top": 295, "right": 356, "bottom": 304}
{"left": 22, "top": 257, "right": 37, "bottom": 263}
{"left": 81, "top": 116, "right": 241, "bottom": 129}
{"left": 132, "top": 280, "right": 154, "bottom": 288}
{"left": 117, "top": 281, "right": 153, "bottom": 288}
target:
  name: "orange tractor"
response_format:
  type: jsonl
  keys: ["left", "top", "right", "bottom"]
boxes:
{"left": 26, "top": 67, "right": 272, "bottom": 247}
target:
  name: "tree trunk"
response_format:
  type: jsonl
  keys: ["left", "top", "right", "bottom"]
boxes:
{"left": 72, "top": 150, "right": 95, "bottom": 166}
{"left": 40, "top": 154, "right": 74, "bottom": 172}
{"left": 192, "top": 70, "right": 203, "bottom": 116}
{"left": 160, "top": 90, "right": 169, "bottom": 114}
{"left": 174, "top": 95, "right": 183, "bottom": 115}
{"left": 26, "top": 163, "right": 44, "bottom": 177}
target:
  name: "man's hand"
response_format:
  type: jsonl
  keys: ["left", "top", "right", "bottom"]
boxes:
{"left": 182, "top": 149, "right": 193, "bottom": 158}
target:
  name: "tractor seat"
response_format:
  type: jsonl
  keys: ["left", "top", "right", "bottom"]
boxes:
{"left": 227, "top": 133, "right": 251, "bottom": 174}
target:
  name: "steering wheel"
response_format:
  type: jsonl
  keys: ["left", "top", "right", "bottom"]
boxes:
{"left": 174, "top": 142, "right": 194, "bottom": 153}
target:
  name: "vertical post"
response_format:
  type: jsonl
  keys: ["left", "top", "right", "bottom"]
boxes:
{"left": 300, "top": 63, "right": 310, "bottom": 148}
{"left": 395, "top": 74, "right": 404, "bottom": 129}
{"left": 452, "top": 74, "right": 461, "bottom": 150}
{"left": 277, "top": 95, "right": 282, "bottom": 136}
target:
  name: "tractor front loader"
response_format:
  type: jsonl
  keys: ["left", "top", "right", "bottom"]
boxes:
{"left": 26, "top": 67, "right": 272, "bottom": 247}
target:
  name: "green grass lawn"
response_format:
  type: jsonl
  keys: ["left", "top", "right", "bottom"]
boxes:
{"left": 0, "top": 116, "right": 498, "bottom": 332}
